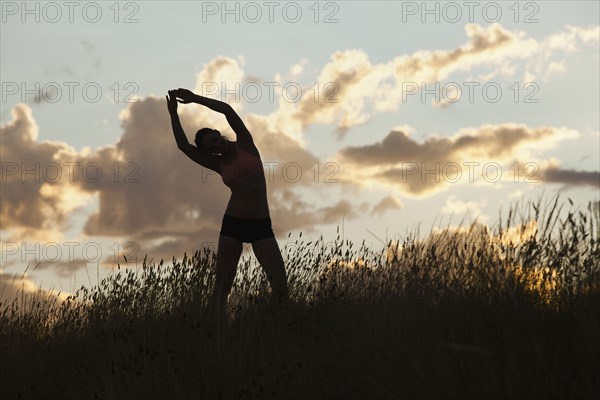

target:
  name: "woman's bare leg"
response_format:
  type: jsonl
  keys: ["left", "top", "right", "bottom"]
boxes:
{"left": 251, "top": 237, "right": 289, "bottom": 307}
{"left": 208, "top": 235, "right": 243, "bottom": 325}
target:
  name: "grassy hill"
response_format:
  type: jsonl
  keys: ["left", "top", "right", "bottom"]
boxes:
{"left": 1, "top": 196, "right": 599, "bottom": 399}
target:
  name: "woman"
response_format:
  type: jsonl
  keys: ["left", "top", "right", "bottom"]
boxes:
{"left": 166, "top": 88, "right": 289, "bottom": 321}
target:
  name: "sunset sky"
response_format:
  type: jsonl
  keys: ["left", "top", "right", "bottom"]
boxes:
{"left": 1, "top": 1, "right": 599, "bottom": 302}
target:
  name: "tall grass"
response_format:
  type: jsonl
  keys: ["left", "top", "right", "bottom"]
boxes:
{"left": 1, "top": 195, "right": 599, "bottom": 399}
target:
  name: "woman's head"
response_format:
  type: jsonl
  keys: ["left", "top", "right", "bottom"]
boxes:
{"left": 195, "top": 128, "right": 230, "bottom": 154}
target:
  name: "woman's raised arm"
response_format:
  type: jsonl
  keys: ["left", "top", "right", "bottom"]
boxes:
{"left": 167, "top": 91, "right": 189, "bottom": 149}
{"left": 167, "top": 90, "right": 221, "bottom": 172}
{"left": 174, "top": 88, "right": 254, "bottom": 145}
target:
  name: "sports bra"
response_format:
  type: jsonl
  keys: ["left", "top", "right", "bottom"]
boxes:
{"left": 219, "top": 142, "right": 264, "bottom": 187}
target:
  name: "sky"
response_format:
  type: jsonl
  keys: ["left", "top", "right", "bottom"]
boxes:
{"left": 1, "top": 0, "right": 599, "bottom": 304}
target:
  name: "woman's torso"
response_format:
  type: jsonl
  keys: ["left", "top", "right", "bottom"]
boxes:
{"left": 220, "top": 142, "right": 270, "bottom": 219}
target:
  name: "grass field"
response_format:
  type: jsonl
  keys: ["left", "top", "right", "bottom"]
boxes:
{"left": 1, "top": 195, "right": 599, "bottom": 399}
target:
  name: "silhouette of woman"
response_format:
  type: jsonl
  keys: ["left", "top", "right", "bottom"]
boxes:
{"left": 166, "top": 88, "right": 289, "bottom": 322}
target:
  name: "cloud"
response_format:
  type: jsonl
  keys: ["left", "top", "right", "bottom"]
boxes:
{"left": 193, "top": 55, "right": 246, "bottom": 113}
{"left": 543, "top": 60, "right": 567, "bottom": 80}
{"left": 508, "top": 190, "right": 525, "bottom": 199}
{"left": 539, "top": 165, "right": 600, "bottom": 188}
{"left": 244, "top": 112, "right": 322, "bottom": 187}
{"left": 441, "top": 196, "right": 489, "bottom": 223}
{"left": 287, "top": 58, "right": 309, "bottom": 80}
{"left": 290, "top": 23, "right": 524, "bottom": 135}
{"left": 78, "top": 96, "right": 229, "bottom": 240}
{"left": 0, "top": 268, "right": 71, "bottom": 314}
{"left": 522, "top": 24, "right": 599, "bottom": 81}
{"left": 281, "top": 23, "right": 598, "bottom": 136}
{"left": 0, "top": 104, "right": 91, "bottom": 242}
{"left": 267, "top": 189, "right": 359, "bottom": 235}
{"left": 294, "top": 49, "right": 376, "bottom": 136}
{"left": 371, "top": 195, "right": 404, "bottom": 216}
{"left": 335, "top": 123, "right": 580, "bottom": 196}
{"left": 0, "top": 80, "right": 369, "bottom": 265}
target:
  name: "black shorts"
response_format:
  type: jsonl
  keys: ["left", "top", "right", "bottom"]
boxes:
{"left": 219, "top": 214, "right": 275, "bottom": 243}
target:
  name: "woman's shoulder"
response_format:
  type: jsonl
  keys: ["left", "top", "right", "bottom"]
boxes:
{"left": 235, "top": 140, "right": 260, "bottom": 158}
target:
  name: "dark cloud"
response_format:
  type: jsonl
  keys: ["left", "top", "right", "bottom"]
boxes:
{"left": 340, "top": 125, "right": 558, "bottom": 166}
{"left": 539, "top": 166, "right": 600, "bottom": 188}
{"left": 78, "top": 96, "right": 230, "bottom": 238}
{"left": 371, "top": 195, "right": 404, "bottom": 216}
{"left": 336, "top": 124, "right": 580, "bottom": 195}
